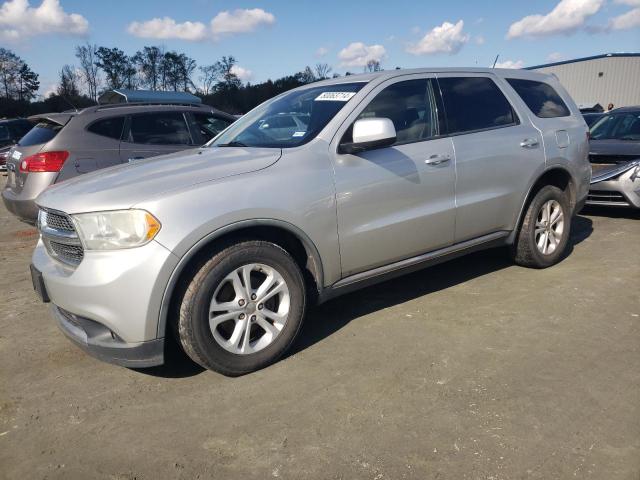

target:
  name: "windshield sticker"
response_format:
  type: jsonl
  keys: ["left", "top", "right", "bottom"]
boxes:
{"left": 292, "top": 131, "right": 306, "bottom": 137}
{"left": 315, "top": 92, "right": 356, "bottom": 102}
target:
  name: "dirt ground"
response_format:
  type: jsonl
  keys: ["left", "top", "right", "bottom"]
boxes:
{"left": 0, "top": 175, "right": 638, "bottom": 480}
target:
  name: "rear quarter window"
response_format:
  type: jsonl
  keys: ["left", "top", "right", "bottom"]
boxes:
{"left": 87, "top": 116, "right": 125, "bottom": 140}
{"left": 506, "top": 78, "right": 570, "bottom": 118}
{"left": 438, "top": 77, "right": 518, "bottom": 135}
{"left": 18, "top": 122, "right": 63, "bottom": 147}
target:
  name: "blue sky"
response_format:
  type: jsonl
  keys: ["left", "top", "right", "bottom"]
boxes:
{"left": 1, "top": 0, "right": 639, "bottom": 96}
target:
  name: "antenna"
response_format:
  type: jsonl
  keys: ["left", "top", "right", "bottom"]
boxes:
{"left": 492, "top": 55, "right": 500, "bottom": 68}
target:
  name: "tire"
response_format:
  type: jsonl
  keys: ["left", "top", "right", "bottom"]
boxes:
{"left": 512, "top": 185, "right": 571, "bottom": 268}
{"left": 177, "top": 240, "right": 306, "bottom": 376}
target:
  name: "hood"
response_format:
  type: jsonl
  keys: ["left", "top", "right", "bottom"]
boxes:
{"left": 36, "top": 146, "right": 281, "bottom": 214}
{"left": 589, "top": 139, "right": 640, "bottom": 161}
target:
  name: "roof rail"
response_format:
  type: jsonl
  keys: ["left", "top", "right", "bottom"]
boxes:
{"left": 98, "top": 89, "right": 202, "bottom": 105}
{"left": 95, "top": 102, "right": 207, "bottom": 111}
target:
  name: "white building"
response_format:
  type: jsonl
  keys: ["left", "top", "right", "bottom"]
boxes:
{"left": 528, "top": 53, "right": 640, "bottom": 110}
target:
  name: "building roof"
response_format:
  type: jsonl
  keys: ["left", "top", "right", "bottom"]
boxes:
{"left": 527, "top": 52, "right": 640, "bottom": 70}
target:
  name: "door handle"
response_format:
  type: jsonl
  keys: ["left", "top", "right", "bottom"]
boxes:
{"left": 520, "top": 138, "right": 539, "bottom": 148}
{"left": 424, "top": 154, "right": 451, "bottom": 165}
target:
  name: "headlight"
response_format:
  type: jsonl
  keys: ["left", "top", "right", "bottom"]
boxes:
{"left": 72, "top": 209, "right": 161, "bottom": 250}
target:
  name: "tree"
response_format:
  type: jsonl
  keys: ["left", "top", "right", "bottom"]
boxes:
{"left": 95, "top": 47, "right": 135, "bottom": 90}
{"left": 133, "top": 46, "right": 163, "bottom": 91}
{"left": 75, "top": 43, "right": 100, "bottom": 101}
{"left": 199, "top": 64, "right": 221, "bottom": 95}
{"left": 300, "top": 66, "right": 316, "bottom": 84}
{"left": 16, "top": 63, "right": 39, "bottom": 101}
{"left": 364, "top": 60, "right": 382, "bottom": 72}
{"left": 57, "top": 65, "right": 80, "bottom": 98}
{"left": 215, "top": 56, "right": 241, "bottom": 90}
{"left": 314, "top": 63, "right": 332, "bottom": 80}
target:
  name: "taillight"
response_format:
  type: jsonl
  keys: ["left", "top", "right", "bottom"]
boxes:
{"left": 19, "top": 151, "right": 69, "bottom": 173}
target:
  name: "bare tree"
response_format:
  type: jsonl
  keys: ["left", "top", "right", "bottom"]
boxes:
{"left": 364, "top": 59, "right": 382, "bottom": 72}
{"left": 198, "top": 64, "right": 221, "bottom": 95}
{"left": 314, "top": 63, "right": 332, "bottom": 80}
{"left": 133, "top": 46, "right": 164, "bottom": 91}
{"left": 300, "top": 66, "right": 315, "bottom": 84}
{"left": 75, "top": 43, "right": 100, "bottom": 101}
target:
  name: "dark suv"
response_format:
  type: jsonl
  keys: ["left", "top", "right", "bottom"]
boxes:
{"left": 0, "top": 118, "right": 34, "bottom": 171}
{"left": 2, "top": 90, "right": 235, "bottom": 223}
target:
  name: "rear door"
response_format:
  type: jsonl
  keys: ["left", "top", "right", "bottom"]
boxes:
{"left": 436, "top": 74, "right": 546, "bottom": 242}
{"left": 119, "top": 111, "right": 195, "bottom": 163}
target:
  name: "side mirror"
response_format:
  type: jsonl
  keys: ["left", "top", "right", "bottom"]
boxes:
{"left": 339, "top": 117, "right": 396, "bottom": 154}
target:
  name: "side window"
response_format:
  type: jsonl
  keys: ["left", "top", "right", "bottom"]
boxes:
{"left": 128, "top": 112, "right": 192, "bottom": 145}
{"left": 193, "top": 113, "right": 232, "bottom": 142}
{"left": 438, "top": 77, "right": 517, "bottom": 134}
{"left": 87, "top": 116, "right": 125, "bottom": 140}
{"left": 355, "top": 79, "right": 442, "bottom": 144}
{"left": 506, "top": 78, "right": 570, "bottom": 118}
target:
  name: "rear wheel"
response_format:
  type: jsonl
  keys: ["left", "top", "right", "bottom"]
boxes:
{"left": 177, "top": 241, "right": 306, "bottom": 376}
{"left": 512, "top": 185, "right": 571, "bottom": 268}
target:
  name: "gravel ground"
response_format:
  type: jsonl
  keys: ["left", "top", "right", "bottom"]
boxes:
{"left": 1, "top": 176, "right": 639, "bottom": 480}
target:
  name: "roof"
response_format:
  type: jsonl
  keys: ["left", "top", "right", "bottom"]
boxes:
{"left": 526, "top": 52, "right": 640, "bottom": 70}
{"left": 609, "top": 105, "right": 640, "bottom": 113}
{"left": 27, "top": 113, "right": 75, "bottom": 126}
{"left": 98, "top": 89, "right": 202, "bottom": 105}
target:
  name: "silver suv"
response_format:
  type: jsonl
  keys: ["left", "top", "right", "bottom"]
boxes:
{"left": 2, "top": 91, "right": 235, "bottom": 223}
{"left": 30, "top": 69, "right": 590, "bottom": 375}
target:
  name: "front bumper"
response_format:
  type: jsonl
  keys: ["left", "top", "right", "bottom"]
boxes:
{"left": 32, "top": 238, "right": 180, "bottom": 367}
{"left": 587, "top": 161, "right": 640, "bottom": 208}
{"left": 53, "top": 305, "right": 164, "bottom": 367}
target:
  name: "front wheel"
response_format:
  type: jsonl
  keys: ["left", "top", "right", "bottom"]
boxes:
{"left": 176, "top": 241, "right": 306, "bottom": 376}
{"left": 512, "top": 185, "right": 571, "bottom": 268}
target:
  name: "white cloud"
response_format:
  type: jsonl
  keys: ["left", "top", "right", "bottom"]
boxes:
{"left": 0, "top": 0, "right": 88, "bottom": 41}
{"left": 475, "top": 35, "right": 485, "bottom": 45}
{"left": 230, "top": 65, "right": 253, "bottom": 82}
{"left": 608, "top": 6, "right": 640, "bottom": 29}
{"left": 338, "top": 42, "right": 386, "bottom": 67}
{"left": 127, "top": 17, "right": 207, "bottom": 41}
{"left": 547, "top": 51, "right": 565, "bottom": 62}
{"left": 315, "top": 47, "right": 329, "bottom": 57}
{"left": 127, "top": 8, "right": 275, "bottom": 41}
{"left": 406, "top": 20, "right": 469, "bottom": 55}
{"left": 211, "top": 8, "right": 275, "bottom": 35}
{"left": 494, "top": 59, "right": 525, "bottom": 69}
{"left": 507, "top": 0, "right": 604, "bottom": 39}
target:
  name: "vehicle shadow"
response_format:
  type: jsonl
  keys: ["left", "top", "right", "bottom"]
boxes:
{"left": 581, "top": 205, "right": 640, "bottom": 220}
{"left": 137, "top": 215, "right": 593, "bottom": 378}
{"left": 290, "top": 214, "right": 594, "bottom": 358}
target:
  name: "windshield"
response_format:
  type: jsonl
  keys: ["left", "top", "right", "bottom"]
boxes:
{"left": 590, "top": 112, "right": 640, "bottom": 141}
{"left": 211, "top": 82, "right": 365, "bottom": 148}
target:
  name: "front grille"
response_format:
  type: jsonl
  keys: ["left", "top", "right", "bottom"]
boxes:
{"left": 39, "top": 209, "right": 84, "bottom": 266}
{"left": 587, "top": 190, "right": 629, "bottom": 206}
{"left": 43, "top": 210, "right": 75, "bottom": 232}
{"left": 48, "top": 241, "right": 84, "bottom": 264}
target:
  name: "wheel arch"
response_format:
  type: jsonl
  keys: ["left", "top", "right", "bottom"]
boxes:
{"left": 508, "top": 166, "right": 576, "bottom": 245}
{"left": 156, "top": 219, "right": 325, "bottom": 339}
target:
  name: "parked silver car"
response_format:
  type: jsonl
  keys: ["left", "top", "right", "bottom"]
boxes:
{"left": 31, "top": 68, "right": 590, "bottom": 375}
{"left": 2, "top": 90, "right": 235, "bottom": 223}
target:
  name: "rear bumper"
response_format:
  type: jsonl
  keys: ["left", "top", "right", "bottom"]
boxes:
{"left": 2, "top": 187, "right": 38, "bottom": 223}
{"left": 53, "top": 305, "right": 164, "bottom": 368}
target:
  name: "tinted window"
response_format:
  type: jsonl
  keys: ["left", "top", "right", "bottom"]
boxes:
{"left": 438, "top": 77, "right": 517, "bottom": 134}
{"left": 18, "top": 122, "right": 63, "bottom": 147}
{"left": 0, "top": 125, "right": 9, "bottom": 141}
{"left": 193, "top": 113, "right": 232, "bottom": 142}
{"left": 128, "top": 112, "right": 192, "bottom": 145}
{"left": 212, "top": 83, "right": 364, "bottom": 148}
{"left": 507, "top": 78, "right": 570, "bottom": 118}
{"left": 590, "top": 112, "right": 640, "bottom": 141}
{"left": 87, "top": 116, "right": 125, "bottom": 140}
{"left": 356, "top": 79, "right": 442, "bottom": 144}
{"left": 10, "top": 121, "right": 33, "bottom": 139}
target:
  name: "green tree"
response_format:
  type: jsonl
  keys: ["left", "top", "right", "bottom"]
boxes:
{"left": 96, "top": 47, "right": 136, "bottom": 90}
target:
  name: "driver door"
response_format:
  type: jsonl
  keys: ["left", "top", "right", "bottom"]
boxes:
{"left": 331, "top": 75, "right": 456, "bottom": 277}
